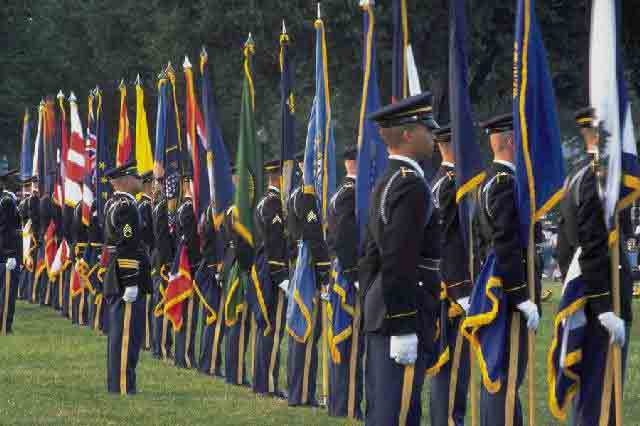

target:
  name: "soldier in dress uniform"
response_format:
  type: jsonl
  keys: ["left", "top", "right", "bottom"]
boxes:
{"left": 138, "top": 172, "right": 154, "bottom": 351}
{"left": 252, "top": 159, "right": 289, "bottom": 397}
{"left": 172, "top": 179, "right": 201, "bottom": 369}
{"left": 197, "top": 200, "right": 225, "bottom": 378}
{"left": 286, "top": 151, "right": 331, "bottom": 407}
{"left": 361, "top": 92, "right": 441, "bottom": 426}
{"left": 18, "top": 177, "right": 37, "bottom": 302}
{"left": 428, "top": 125, "right": 471, "bottom": 426}
{"left": 556, "top": 107, "right": 630, "bottom": 425}
{"left": 37, "top": 187, "right": 60, "bottom": 308}
{"left": 103, "top": 161, "right": 152, "bottom": 395}
{"left": 326, "top": 144, "right": 363, "bottom": 418}
{"left": 0, "top": 169, "right": 21, "bottom": 335}
{"left": 150, "top": 179, "right": 174, "bottom": 360}
{"left": 474, "top": 113, "right": 540, "bottom": 426}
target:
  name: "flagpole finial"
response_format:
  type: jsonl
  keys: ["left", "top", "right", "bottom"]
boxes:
{"left": 94, "top": 85, "right": 101, "bottom": 95}
{"left": 201, "top": 45, "right": 208, "bottom": 58}
{"left": 317, "top": 2, "right": 321, "bottom": 19}
{"left": 135, "top": 74, "right": 141, "bottom": 86}
{"left": 166, "top": 62, "right": 175, "bottom": 74}
{"left": 57, "top": 90, "right": 64, "bottom": 100}
{"left": 119, "top": 79, "right": 125, "bottom": 89}
{"left": 282, "top": 20, "right": 287, "bottom": 34}
{"left": 183, "top": 55, "right": 192, "bottom": 69}
{"left": 360, "top": 0, "right": 373, "bottom": 7}
{"left": 68, "top": 91, "right": 77, "bottom": 102}
{"left": 245, "top": 32, "right": 254, "bottom": 46}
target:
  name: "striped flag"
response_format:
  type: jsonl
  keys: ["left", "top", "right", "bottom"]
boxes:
{"left": 82, "top": 91, "right": 96, "bottom": 226}
{"left": 65, "top": 92, "right": 85, "bottom": 207}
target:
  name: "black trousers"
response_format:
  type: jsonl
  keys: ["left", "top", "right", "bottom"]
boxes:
{"left": 365, "top": 332, "right": 428, "bottom": 426}
{"left": 328, "top": 300, "right": 364, "bottom": 419}
{"left": 173, "top": 294, "right": 199, "bottom": 369}
{"left": 106, "top": 296, "right": 145, "bottom": 395}
{"left": 287, "top": 300, "right": 321, "bottom": 406}
{"left": 429, "top": 315, "right": 470, "bottom": 426}
{"left": 572, "top": 321, "right": 630, "bottom": 426}
{"left": 480, "top": 312, "right": 528, "bottom": 426}
{"left": 0, "top": 266, "right": 18, "bottom": 334}
{"left": 224, "top": 307, "right": 250, "bottom": 385}
{"left": 253, "top": 289, "right": 287, "bottom": 395}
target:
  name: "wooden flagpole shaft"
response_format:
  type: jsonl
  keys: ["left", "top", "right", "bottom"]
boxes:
{"left": 526, "top": 223, "right": 536, "bottom": 426}
{"left": 610, "top": 213, "right": 623, "bottom": 426}
{"left": 468, "top": 212, "right": 478, "bottom": 426}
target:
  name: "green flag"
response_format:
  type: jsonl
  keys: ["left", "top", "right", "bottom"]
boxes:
{"left": 233, "top": 34, "right": 262, "bottom": 246}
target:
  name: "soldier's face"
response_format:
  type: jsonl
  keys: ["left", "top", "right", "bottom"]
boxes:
{"left": 405, "top": 125, "right": 434, "bottom": 159}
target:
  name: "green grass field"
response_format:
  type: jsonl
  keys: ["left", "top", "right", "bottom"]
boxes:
{"left": 1, "top": 282, "right": 638, "bottom": 425}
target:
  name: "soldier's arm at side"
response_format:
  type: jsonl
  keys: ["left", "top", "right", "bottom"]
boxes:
{"left": 333, "top": 188, "right": 359, "bottom": 283}
{"left": 299, "top": 192, "right": 331, "bottom": 281}
{"left": 261, "top": 197, "right": 288, "bottom": 283}
{"left": 577, "top": 172, "right": 612, "bottom": 315}
{"left": 488, "top": 178, "right": 527, "bottom": 307}
{"left": 380, "top": 180, "right": 427, "bottom": 335}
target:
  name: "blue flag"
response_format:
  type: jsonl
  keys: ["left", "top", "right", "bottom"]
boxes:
{"left": 450, "top": 0, "right": 486, "bottom": 249}
{"left": 356, "top": 2, "right": 387, "bottom": 251}
{"left": 201, "top": 48, "right": 233, "bottom": 228}
{"left": 280, "top": 25, "right": 297, "bottom": 213}
{"left": 20, "top": 108, "right": 33, "bottom": 183}
{"left": 287, "top": 15, "right": 336, "bottom": 343}
{"left": 513, "top": 0, "right": 565, "bottom": 244}
{"left": 94, "top": 89, "right": 110, "bottom": 227}
{"left": 154, "top": 74, "right": 168, "bottom": 183}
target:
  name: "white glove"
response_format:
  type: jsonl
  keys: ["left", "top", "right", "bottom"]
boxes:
{"left": 599, "top": 312, "right": 626, "bottom": 346}
{"left": 517, "top": 300, "right": 540, "bottom": 331}
{"left": 635, "top": 225, "right": 640, "bottom": 236}
{"left": 6, "top": 258, "right": 16, "bottom": 271}
{"left": 122, "top": 286, "right": 139, "bottom": 303}
{"left": 278, "top": 279, "right": 290, "bottom": 296}
{"left": 353, "top": 281, "right": 360, "bottom": 290}
{"left": 457, "top": 296, "right": 470, "bottom": 314}
{"left": 320, "top": 288, "right": 331, "bottom": 302}
{"left": 389, "top": 333, "right": 418, "bottom": 365}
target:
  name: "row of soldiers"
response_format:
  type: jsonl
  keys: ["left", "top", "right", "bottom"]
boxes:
{"left": 0, "top": 91, "right": 632, "bottom": 426}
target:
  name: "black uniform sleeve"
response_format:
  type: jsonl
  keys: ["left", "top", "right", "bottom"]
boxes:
{"left": 138, "top": 200, "right": 154, "bottom": 250}
{"left": 0, "top": 196, "right": 18, "bottom": 259}
{"left": 152, "top": 201, "right": 174, "bottom": 269}
{"left": 577, "top": 171, "right": 612, "bottom": 316}
{"left": 487, "top": 175, "right": 527, "bottom": 307}
{"left": 258, "top": 196, "right": 288, "bottom": 283}
{"left": 380, "top": 178, "right": 427, "bottom": 335}
{"left": 297, "top": 191, "right": 330, "bottom": 284}
{"left": 330, "top": 187, "right": 358, "bottom": 284}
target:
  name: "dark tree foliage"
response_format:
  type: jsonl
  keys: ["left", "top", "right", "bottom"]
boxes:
{"left": 1, "top": 0, "right": 638, "bottom": 170}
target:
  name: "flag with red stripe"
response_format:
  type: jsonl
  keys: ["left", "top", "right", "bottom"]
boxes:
{"left": 82, "top": 91, "right": 96, "bottom": 225}
{"left": 164, "top": 242, "right": 193, "bottom": 331}
{"left": 66, "top": 92, "right": 85, "bottom": 207}
{"left": 116, "top": 83, "right": 133, "bottom": 167}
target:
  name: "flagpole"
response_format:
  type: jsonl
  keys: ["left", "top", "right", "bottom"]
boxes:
{"left": 526, "top": 222, "right": 536, "bottom": 426}
{"left": 610, "top": 212, "right": 623, "bottom": 426}
{"left": 468, "top": 209, "right": 479, "bottom": 426}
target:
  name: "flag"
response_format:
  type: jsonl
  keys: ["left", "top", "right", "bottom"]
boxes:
{"left": 590, "top": 0, "right": 639, "bottom": 230}
{"left": 548, "top": 249, "right": 587, "bottom": 421}
{"left": 391, "top": 0, "right": 409, "bottom": 102}
{"left": 82, "top": 91, "right": 96, "bottom": 226}
{"left": 461, "top": 251, "right": 508, "bottom": 394}
{"left": 184, "top": 56, "right": 211, "bottom": 218}
{"left": 232, "top": 35, "right": 261, "bottom": 248}
{"left": 513, "top": 0, "right": 565, "bottom": 244}
{"left": 327, "top": 260, "right": 355, "bottom": 363}
{"left": 54, "top": 93, "right": 66, "bottom": 206}
{"left": 165, "top": 64, "right": 183, "bottom": 214}
{"left": 279, "top": 23, "right": 297, "bottom": 213}
{"left": 65, "top": 92, "right": 85, "bottom": 207}
{"left": 154, "top": 72, "right": 169, "bottom": 182}
{"left": 450, "top": 0, "right": 486, "bottom": 249}
{"left": 355, "top": 1, "right": 387, "bottom": 250}
{"left": 135, "top": 77, "right": 154, "bottom": 177}
{"left": 94, "top": 88, "right": 111, "bottom": 225}
{"left": 116, "top": 82, "right": 133, "bottom": 167}
{"left": 19, "top": 108, "right": 33, "bottom": 183}
{"left": 164, "top": 242, "right": 194, "bottom": 331}
{"left": 33, "top": 102, "right": 45, "bottom": 194}
{"left": 43, "top": 98, "right": 57, "bottom": 197}
{"left": 200, "top": 47, "right": 233, "bottom": 227}
{"left": 287, "top": 12, "right": 336, "bottom": 343}
{"left": 44, "top": 220, "right": 58, "bottom": 280}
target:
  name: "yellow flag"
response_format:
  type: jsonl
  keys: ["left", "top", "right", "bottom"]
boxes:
{"left": 135, "top": 82, "right": 153, "bottom": 176}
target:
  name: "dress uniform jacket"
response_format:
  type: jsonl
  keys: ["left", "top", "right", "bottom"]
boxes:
{"left": 255, "top": 187, "right": 288, "bottom": 284}
{"left": 557, "top": 157, "right": 633, "bottom": 322}
{"left": 327, "top": 177, "right": 358, "bottom": 283}
{"left": 137, "top": 193, "right": 154, "bottom": 255}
